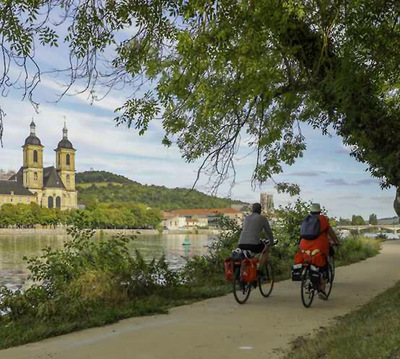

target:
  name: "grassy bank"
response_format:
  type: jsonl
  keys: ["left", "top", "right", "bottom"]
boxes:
{"left": 285, "top": 280, "right": 400, "bottom": 359}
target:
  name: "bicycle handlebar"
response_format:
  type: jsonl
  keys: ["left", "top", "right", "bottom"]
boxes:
{"left": 260, "top": 239, "right": 278, "bottom": 246}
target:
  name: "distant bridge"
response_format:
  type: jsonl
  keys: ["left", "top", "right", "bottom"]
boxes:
{"left": 337, "top": 224, "right": 400, "bottom": 234}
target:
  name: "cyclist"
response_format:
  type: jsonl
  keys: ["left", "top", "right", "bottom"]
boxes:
{"left": 300, "top": 203, "right": 340, "bottom": 299}
{"left": 238, "top": 203, "right": 275, "bottom": 275}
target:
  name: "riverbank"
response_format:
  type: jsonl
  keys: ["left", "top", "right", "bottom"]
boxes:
{"left": 0, "top": 240, "right": 395, "bottom": 359}
{"left": 0, "top": 228, "right": 220, "bottom": 236}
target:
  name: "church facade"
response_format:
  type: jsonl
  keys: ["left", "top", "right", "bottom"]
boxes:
{"left": 0, "top": 121, "right": 78, "bottom": 210}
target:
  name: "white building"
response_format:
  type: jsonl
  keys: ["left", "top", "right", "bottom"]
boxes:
{"left": 162, "top": 208, "right": 243, "bottom": 230}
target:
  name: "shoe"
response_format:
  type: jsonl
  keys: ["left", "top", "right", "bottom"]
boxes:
{"left": 318, "top": 291, "right": 328, "bottom": 301}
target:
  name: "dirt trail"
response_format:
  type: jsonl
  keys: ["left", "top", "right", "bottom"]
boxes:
{"left": 2, "top": 241, "right": 400, "bottom": 359}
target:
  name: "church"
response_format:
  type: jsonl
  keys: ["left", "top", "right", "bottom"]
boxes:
{"left": 0, "top": 121, "right": 78, "bottom": 210}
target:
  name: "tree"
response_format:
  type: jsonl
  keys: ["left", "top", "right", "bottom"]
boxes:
{"left": 337, "top": 217, "right": 351, "bottom": 226}
{"left": 369, "top": 214, "right": 378, "bottom": 225}
{"left": 351, "top": 215, "right": 365, "bottom": 226}
{"left": 2, "top": 1, "right": 400, "bottom": 200}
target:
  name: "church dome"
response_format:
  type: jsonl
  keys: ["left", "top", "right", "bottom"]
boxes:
{"left": 24, "top": 135, "right": 42, "bottom": 146}
{"left": 24, "top": 120, "right": 42, "bottom": 146}
{"left": 56, "top": 122, "right": 74, "bottom": 150}
{"left": 57, "top": 138, "right": 73, "bottom": 149}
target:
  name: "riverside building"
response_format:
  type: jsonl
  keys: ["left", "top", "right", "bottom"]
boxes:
{"left": 0, "top": 121, "right": 78, "bottom": 210}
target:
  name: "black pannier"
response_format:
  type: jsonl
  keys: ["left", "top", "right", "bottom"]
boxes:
{"left": 291, "top": 263, "right": 302, "bottom": 281}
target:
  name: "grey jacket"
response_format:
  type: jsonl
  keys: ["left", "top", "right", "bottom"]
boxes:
{"left": 238, "top": 212, "right": 274, "bottom": 245}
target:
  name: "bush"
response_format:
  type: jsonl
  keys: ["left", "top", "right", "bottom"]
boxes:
{"left": 335, "top": 237, "right": 381, "bottom": 266}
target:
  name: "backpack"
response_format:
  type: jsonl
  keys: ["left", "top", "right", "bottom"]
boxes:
{"left": 300, "top": 214, "right": 321, "bottom": 240}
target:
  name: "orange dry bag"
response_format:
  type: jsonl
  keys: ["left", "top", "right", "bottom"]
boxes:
{"left": 311, "top": 251, "right": 327, "bottom": 267}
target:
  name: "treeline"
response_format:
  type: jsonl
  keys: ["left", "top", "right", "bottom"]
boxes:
{"left": 76, "top": 171, "right": 244, "bottom": 210}
{"left": 0, "top": 203, "right": 161, "bottom": 229}
{"left": 337, "top": 214, "right": 379, "bottom": 226}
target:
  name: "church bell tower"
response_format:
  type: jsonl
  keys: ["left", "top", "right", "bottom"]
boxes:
{"left": 22, "top": 120, "right": 43, "bottom": 190}
{"left": 55, "top": 122, "right": 76, "bottom": 192}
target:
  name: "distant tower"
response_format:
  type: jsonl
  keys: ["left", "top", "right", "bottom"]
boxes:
{"left": 260, "top": 192, "right": 274, "bottom": 213}
{"left": 260, "top": 192, "right": 268, "bottom": 212}
{"left": 22, "top": 120, "right": 44, "bottom": 190}
{"left": 266, "top": 194, "right": 274, "bottom": 213}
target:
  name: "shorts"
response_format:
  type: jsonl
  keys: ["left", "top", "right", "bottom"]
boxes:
{"left": 238, "top": 243, "right": 266, "bottom": 253}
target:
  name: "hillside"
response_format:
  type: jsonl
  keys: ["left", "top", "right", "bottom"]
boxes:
{"left": 76, "top": 171, "right": 246, "bottom": 210}
{"left": 378, "top": 216, "right": 399, "bottom": 225}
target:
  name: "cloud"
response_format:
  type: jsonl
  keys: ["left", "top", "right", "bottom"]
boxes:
{"left": 335, "top": 149, "right": 350, "bottom": 154}
{"left": 335, "top": 194, "right": 363, "bottom": 200}
{"left": 371, "top": 196, "right": 394, "bottom": 202}
{"left": 325, "top": 178, "right": 381, "bottom": 186}
{"left": 357, "top": 179, "right": 380, "bottom": 185}
{"left": 285, "top": 171, "right": 322, "bottom": 177}
{"left": 325, "top": 178, "right": 354, "bottom": 186}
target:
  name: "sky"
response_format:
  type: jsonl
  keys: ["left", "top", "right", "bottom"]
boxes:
{"left": 0, "top": 28, "right": 396, "bottom": 220}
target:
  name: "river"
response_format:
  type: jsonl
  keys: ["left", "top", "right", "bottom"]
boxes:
{"left": 0, "top": 232, "right": 215, "bottom": 291}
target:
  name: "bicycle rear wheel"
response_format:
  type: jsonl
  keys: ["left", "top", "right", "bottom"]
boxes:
{"left": 301, "top": 267, "right": 315, "bottom": 308}
{"left": 326, "top": 261, "right": 335, "bottom": 298}
{"left": 233, "top": 268, "right": 251, "bottom": 304}
{"left": 258, "top": 261, "right": 274, "bottom": 297}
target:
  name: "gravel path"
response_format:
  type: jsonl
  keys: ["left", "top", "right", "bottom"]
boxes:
{"left": 2, "top": 241, "right": 400, "bottom": 359}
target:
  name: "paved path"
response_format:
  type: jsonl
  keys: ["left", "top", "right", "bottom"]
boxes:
{"left": 2, "top": 241, "right": 400, "bottom": 359}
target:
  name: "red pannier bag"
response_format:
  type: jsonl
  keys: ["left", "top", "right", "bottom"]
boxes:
{"left": 223, "top": 258, "right": 234, "bottom": 280}
{"left": 311, "top": 251, "right": 327, "bottom": 267}
{"left": 240, "top": 258, "right": 259, "bottom": 283}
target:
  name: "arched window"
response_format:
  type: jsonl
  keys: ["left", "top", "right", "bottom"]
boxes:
{"left": 66, "top": 153, "right": 70, "bottom": 166}
{"left": 56, "top": 196, "right": 61, "bottom": 209}
{"left": 34, "top": 172, "right": 38, "bottom": 181}
{"left": 66, "top": 174, "right": 70, "bottom": 185}
{"left": 33, "top": 150, "right": 38, "bottom": 163}
{"left": 48, "top": 196, "right": 54, "bottom": 209}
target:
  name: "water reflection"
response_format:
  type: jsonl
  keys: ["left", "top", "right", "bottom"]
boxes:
{"left": 0, "top": 233, "right": 213, "bottom": 290}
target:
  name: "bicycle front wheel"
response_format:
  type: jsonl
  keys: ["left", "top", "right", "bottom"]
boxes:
{"left": 258, "top": 261, "right": 274, "bottom": 297}
{"left": 233, "top": 268, "right": 251, "bottom": 304}
{"left": 301, "top": 267, "right": 315, "bottom": 308}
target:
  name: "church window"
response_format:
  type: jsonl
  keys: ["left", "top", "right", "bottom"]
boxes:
{"left": 66, "top": 153, "right": 70, "bottom": 166}
{"left": 56, "top": 196, "right": 61, "bottom": 209}
{"left": 33, "top": 150, "right": 38, "bottom": 163}
{"left": 34, "top": 172, "right": 38, "bottom": 181}
{"left": 48, "top": 196, "right": 54, "bottom": 209}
